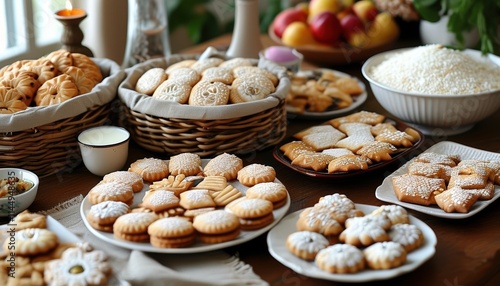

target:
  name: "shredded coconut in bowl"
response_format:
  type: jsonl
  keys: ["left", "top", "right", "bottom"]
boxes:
{"left": 369, "top": 44, "right": 500, "bottom": 95}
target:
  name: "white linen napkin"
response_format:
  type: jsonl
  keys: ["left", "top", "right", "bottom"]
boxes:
{"left": 44, "top": 195, "right": 268, "bottom": 286}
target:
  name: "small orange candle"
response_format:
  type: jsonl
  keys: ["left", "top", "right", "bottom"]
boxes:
{"left": 55, "top": 0, "right": 85, "bottom": 18}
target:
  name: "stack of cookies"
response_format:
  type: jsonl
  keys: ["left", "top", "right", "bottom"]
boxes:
{"left": 0, "top": 49, "right": 103, "bottom": 113}
{"left": 285, "top": 194, "right": 425, "bottom": 274}
{"left": 392, "top": 152, "right": 500, "bottom": 213}
{"left": 85, "top": 152, "right": 289, "bottom": 248}
{"left": 279, "top": 111, "right": 421, "bottom": 173}
{"left": 134, "top": 57, "right": 279, "bottom": 106}
{"left": 0, "top": 211, "right": 112, "bottom": 285}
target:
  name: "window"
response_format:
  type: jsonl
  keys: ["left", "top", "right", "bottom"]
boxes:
{"left": 0, "top": 0, "right": 63, "bottom": 68}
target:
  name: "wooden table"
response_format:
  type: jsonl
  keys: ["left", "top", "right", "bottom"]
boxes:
{"left": 8, "top": 34, "right": 500, "bottom": 285}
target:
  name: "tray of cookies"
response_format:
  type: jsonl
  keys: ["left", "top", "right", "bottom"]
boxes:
{"left": 286, "top": 69, "right": 367, "bottom": 119}
{"left": 376, "top": 141, "right": 500, "bottom": 218}
{"left": 0, "top": 49, "right": 125, "bottom": 177}
{"left": 117, "top": 48, "right": 290, "bottom": 157}
{"left": 267, "top": 193, "right": 436, "bottom": 282}
{"left": 80, "top": 152, "right": 291, "bottom": 253}
{"left": 273, "top": 111, "right": 424, "bottom": 179}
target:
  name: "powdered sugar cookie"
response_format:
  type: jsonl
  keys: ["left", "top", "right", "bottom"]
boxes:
{"left": 388, "top": 223, "right": 424, "bottom": 252}
{"left": 167, "top": 67, "right": 200, "bottom": 86}
{"left": 201, "top": 67, "right": 234, "bottom": 84}
{"left": 315, "top": 244, "right": 365, "bottom": 274}
{"left": 190, "top": 58, "right": 224, "bottom": 73}
{"left": 113, "top": 212, "right": 158, "bottom": 242}
{"left": 225, "top": 197, "right": 274, "bottom": 230}
{"left": 148, "top": 217, "right": 195, "bottom": 248}
{"left": 129, "top": 157, "right": 169, "bottom": 182}
{"left": 237, "top": 163, "right": 276, "bottom": 187}
{"left": 103, "top": 171, "right": 144, "bottom": 193}
{"left": 179, "top": 189, "right": 216, "bottom": 210}
{"left": 203, "top": 153, "right": 243, "bottom": 181}
{"left": 219, "top": 57, "right": 254, "bottom": 70}
{"left": 88, "top": 181, "right": 134, "bottom": 205}
{"left": 229, "top": 74, "right": 275, "bottom": 103}
{"left": 165, "top": 59, "right": 196, "bottom": 73}
{"left": 136, "top": 67, "right": 167, "bottom": 95}
{"left": 142, "top": 189, "right": 180, "bottom": 212}
{"left": 232, "top": 66, "right": 279, "bottom": 86}
{"left": 87, "top": 200, "right": 130, "bottom": 232}
{"left": 246, "top": 182, "right": 288, "bottom": 209}
{"left": 286, "top": 231, "right": 329, "bottom": 261}
{"left": 168, "top": 152, "right": 202, "bottom": 176}
{"left": 340, "top": 215, "right": 391, "bottom": 247}
{"left": 189, "top": 80, "right": 230, "bottom": 106}
{"left": 152, "top": 79, "right": 192, "bottom": 103}
{"left": 192, "top": 210, "right": 241, "bottom": 244}
{"left": 364, "top": 241, "right": 407, "bottom": 270}
{"left": 3, "top": 228, "right": 58, "bottom": 256}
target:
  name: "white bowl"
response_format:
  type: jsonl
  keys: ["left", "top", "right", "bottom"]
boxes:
{"left": 362, "top": 48, "right": 500, "bottom": 135}
{"left": 0, "top": 168, "right": 39, "bottom": 217}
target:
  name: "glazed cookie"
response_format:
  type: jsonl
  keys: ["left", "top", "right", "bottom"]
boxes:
{"left": 88, "top": 181, "right": 134, "bottom": 205}
{"left": 129, "top": 157, "right": 169, "bottom": 182}
{"left": 286, "top": 231, "right": 329, "bottom": 260}
{"left": 201, "top": 67, "right": 234, "bottom": 84}
{"left": 103, "top": 170, "right": 144, "bottom": 193}
{"left": 148, "top": 217, "right": 196, "bottom": 248}
{"left": 168, "top": 152, "right": 202, "bottom": 176}
{"left": 152, "top": 79, "right": 192, "bottom": 103}
{"left": 315, "top": 244, "right": 365, "bottom": 274}
{"left": 364, "top": 241, "right": 407, "bottom": 270}
{"left": 229, "top": 74, "right": 275, "bottom": 103}
{"left": 11, "top": 210, "right": 47, "bottom": 230}
{"left": 388, "top": 223, "right": 424, "bottom": 252}
{"left": 34, "top": 74, "right": 79, "bottom": 106}
{"left": 203, "top": 153, "right": 243, "bottom": 181}
{"left": 245, "top": 182, "right": 288, "bottom": 209}
{"left": 136, "top": 67, "right": 168, "bottom": 95}
{"left": 189, "top": 80, "right": 230, "bottom": 106}
{"left": 3, "top": 228, "right": 58, "bottom": 256}
{"left": 113, "top": 212, "right": 158, "bottom": 242}
{"left": 225, "top": 197, "right": 274, "bottom": 230}
{"left": 237, "top": 163, "right": 276, "bottom": 187}
{"left": 192, "top": 210, "right": 241, "bottom": 244}
{"left": 87, "top": 200, "right": 130, "bottom": 232}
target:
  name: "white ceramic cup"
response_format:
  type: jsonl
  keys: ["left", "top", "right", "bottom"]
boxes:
{"left": 78, "top": 126, "right": 130, "bottom": 176}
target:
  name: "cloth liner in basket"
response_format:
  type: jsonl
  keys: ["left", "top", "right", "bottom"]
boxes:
{"left": 118, "top": 52, "right": 291, "bottom": 157}
{"left": 0, "top": 58, "right": 125, "bottom": 177}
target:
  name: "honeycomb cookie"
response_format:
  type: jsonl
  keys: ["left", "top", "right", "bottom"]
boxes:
{"left": 229, "top": 74, "right": 275, "bottom": 103}
{"left": 129, "top": 157, "right": 169, "bottom": 182}
{"left": 136, "top": 67, "right": 168, "bottom": 95}
{"left": 148, "top": 217, "right": 196, "bottom": 248}
{"left": 192, "top": 210, "right": 241, "bottom": 244}
{"left": 34, "top": 74, "right": 79, "bottom": 106}
{"left": 44, "top": 245, "right": 112, "bottom": 286}
{"left": 152, "top": 79, "right": 192, "bottom": 103}
{"left": 3, "top": 228, "right": 58, "bottom": 256}
{"left": 189, "top": 80, "right": 230, "bottom": 106}
{"left": 237, "top": 163, "right": 276, "bottom": 187}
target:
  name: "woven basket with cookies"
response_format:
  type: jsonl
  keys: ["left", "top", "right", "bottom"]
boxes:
{"left": 0, "top": 50, "right": 125, "bottom": 177}
{"left": 118, "top": 49, "right": 290, "bottom": 157}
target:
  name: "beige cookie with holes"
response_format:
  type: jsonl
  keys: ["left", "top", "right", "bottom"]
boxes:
{"left": 136, "top": 67, "right": 168, "bottom": 95}
{"left": 189, "top": 80, "right": 230, "bottom": 106}
{"left": 229, "top": 74, "right": 275, "bottom": 103}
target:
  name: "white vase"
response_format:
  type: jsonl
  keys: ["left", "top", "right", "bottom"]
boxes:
{"left": 420, "top": 15, "right": 479, "bottom": 48}
{"left": 226, "top": 0, "right": 263, "bottom": 59}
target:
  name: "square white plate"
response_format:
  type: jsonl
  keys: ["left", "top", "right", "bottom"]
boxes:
{"left": 376, "top": 141, "right": 500, "bottom": 219}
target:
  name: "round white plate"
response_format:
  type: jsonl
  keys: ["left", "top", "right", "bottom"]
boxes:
{"left": 286, "top": 69, "right": 368, "bottom": 120}
{"left": 267, "top": 204, "right": 437, "bottom": 283}
{"left": 80, "top": 160, "right": 291, "bottom": 254}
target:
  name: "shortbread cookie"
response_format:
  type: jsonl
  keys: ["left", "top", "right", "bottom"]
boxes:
{"left": 113, "top": 212, "right": 158, "bottom": 242}
{"left": 327, "top": 154, "right": 372, "bottom": 173}
{"left": 136, "top": 68, "right": 168, "bottom": 95}
{"left": 179, "top": 189, "right": 216, "bottom": 210}
{"left": 315, "top": 244, "right": 365, "bottom": 274}
{"left": 280, "top": 141, "right": 315, "bottom": 161}
{"left": 142, "top": 189, "right": 180, "bottom": 212}
{"left": 152, "top": 79, "right": 192, "bottom": 103}
{"left": 229, "top": 74, "right": 275, "bottom": 103}
{"left": 203, "top": 153, "right": 243, "bottom": 180}
{"left": 371, "top": 122, "right": 398, "bottom": 136}
{"left": 448, "top": 172, "right": 488, "bottom": 189}
{"left": 129, "top": 157, "right": 169, "bottom": 182}
{"left": 232, "top": 66, "right": 279, "bottom": 86}
{"left": 219, "top": 57, "right": 254, "bottom": 70}
{"left": 328, "top": 110, "right": 385, "bottom": 128}
{"left": 301, "top": 130, "right": 346, "bottom": 151}
{"left": 462, "top": 181, "right": 495, "bottom": 200}
{"left": 435, "top": 187, "right": 480, "bottom": 213}
{"left": 11, "top": 210, "right": 47, "bottom": 230}
{"left": 388, "top": 223, "right": 424, "bottom": 252}
{"left": 407, "top": 161, "right": 451, "bottom": 181}
{"left": 148, "top": 217, "right": 196, "bottom": 248}
{"left": 291, "top": 152, "right": 334, "bottom": 171}
{"left": 149, "top": 174, "right": 192, "bottom": 197}
{"left": 103, "top": 171, "right": 144, "bottom": 193}
{"left": 392, "top": 174, "right": 446, "bottom": 205}
{"left": 321, "top": 148, "right": 354, "bottom": 158}
{"left": 183, "top": 207, "right": 216, "bottom": 220}
{"left": 193, "top": 176, "right": 227, "bottom": 191}
{"left": 364, "top": 241, "right": 407, "bottom": 270}
{"left": 296, "top": 207, "right": 344, "bottom": 243}
{"left": 245, "top": 182, "right": 288, "bottom": 209}
{"left": 165, "top": 59, "right": 196, "bottom": 73}
{"left": 190, "top": 58, "right": 224, "bottom": 73}
{"left": 192, "top": 210, "right": 241, "bottom": 244}
{"left": 314, "top": 193, "right": 357, "bottom": 224}
{"left": 339, "top": 215, "right": 391, "bottom": 247}
{"left": 370, "top": 205, "right": 410, "bottom": 225}
{"left": 356, "top": 141, "right": 397, "bottom": 162}
{"left": 189, "top": 80, "right": 230, "bottom": 106}
{"left": 334, "top": 134, "right": 375, "bottom": 152}
{"left": 3, "top": 228, "right": 58, "bottom": 256}
{"left": 414, "top": 152, "right": 460, "bottom": 167}
{"left": 88, "top": 181, "right": 134, "bottom": 205}
{"left": 168, "top": 153, "right": 202, "bottom": 176}
{"left": 286, "top": 231, "right": 329, "bottom": 260}
{"left": 201, "top": 67, "right": 234, "bottom": 84}
{"left": 375, "top": 130, "right": 415, "bottom": 148}
{"left": 293, "top": 125, "right": 340, "bottom": 140}
{"left": 87, "top": 200, "right": 130, "bottom": 232}
{"left": 210, "top": 185, "right": 243, "bottom": 207}
{"left": 167, "top": 67, "right": 200, "bottom": 86}
{"left": 225, "top": 197, "right": 274, "bottom": 230}
{"left": 237, "top": 164, "right": 276, "bottom": 187}
{"left": 338, "top": 122, "right": 372, "bottom": 137}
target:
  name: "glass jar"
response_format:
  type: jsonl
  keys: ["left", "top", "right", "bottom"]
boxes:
{"left": 122, "top": 0, "right": 171, "bottom": 67}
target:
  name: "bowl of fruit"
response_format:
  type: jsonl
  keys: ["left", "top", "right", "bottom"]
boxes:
{"left": 269, "top": 0, "right": 400, "bottom": 65}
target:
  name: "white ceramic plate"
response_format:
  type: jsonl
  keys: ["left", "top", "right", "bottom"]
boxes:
{"left": 80, "top": 160, "right": 291, "bottom": 253}
{"left": 376, "top": 141, "right": 500, "bottom": 219}
{"left": 286, "top": 69, "right": 367, "bottom": 120}
{"left": 267, "top": 204, "right": 436, "bottom": 282}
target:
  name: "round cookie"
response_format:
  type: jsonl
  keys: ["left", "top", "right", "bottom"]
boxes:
{"left": 225, "top": 197, "right": 274, "bottom": 230}
{"left": 1, "top": 70, "right": 40, "bottom": 105}
{"left": 237, "top": 163, "right": 276, "bottom": 187}
{"left": 0, "top": 87, "right": 28, "bottom": 114}
{"left": 286, "top": 231, "right": 329, "bottom": 261}
{"left": 168, "top": 152, "right": 202, "bottom": 176}
{"left": 314, "top": 193, "right": 357, "bottom": 224}
{"left": 201, "top": 67, "right": 234, "bottom": 85}
{"left": 192, "top": 210, "right": 240, "bottom": 244}
{"left": 113, "top": 212, "right": 158, "bottom": 242}
{"left": 232, "top": 66, "right": 279, "bottom": 86}
{"left": 65, "top": 66, "right": 96, "bottom": 94}
{"left": 71, "top": 52, "right": 103, "bottom": 84}
{"left": 152, "top": 79, "right": 192, "bottom": 103}
{"left": 315, "top": 244, "right": 365, "bottom": 274}
{"left": 219, "top": 57, "right": 254, "bottom": 70}
{"left": 86, "top": 200, "right": 130, "bottom": 232}
{"left": 203, "top": 153, "right": 243, "bottom": 181}
{"left": 229, "top": 74, "right": 275, "bottom": 103}
{"left": 167, "top": 67, "right": 200, "bottom": 86}
{"left": 190, "top": 58, "right": 224, "bottom": 73}
{"left": 136, "top": 67, "right": 168, "bottom": 95}
{"left": 21, "top": 58, "right": 58, "bottom": 84}
{"left": 88, "top": 181, "right": 134, "bottom": 205}
{"left": 339, "top": 215, "right": 391, "bottom": 247}
{"left": 148, "top": 217, "right": 196, "bottom": 248}
{"left": 11, "top": 210, "right": 47, "bottom": 230}
{"left": 188, "top": 80, "right": 230, "bottom": 106}
{"left": 3, "top": 228, "right": 59, "bottom": 256}
{"left": 44, "top": 50, "right": 74, "bottom": 73}
{"left": 388, "top": 223, "right": 424, "bottom": 252}
{"left": 129, "top": 157, "right": 169, "bottom": 182}
{"left": 296, "top": 207, "right": 344, "bottom": 244}
{"left": 102, "top": 170, "right": 144, "bottom": 193}
{"left": 165, "top": 59, "right": 196, "bottom": 73}
{"left": 34, "top": 74, "right": 79, "bottom": 106}
{"left": 142, "top": 189, "right": 180, "bottom": 212}
{"left": 370, "top": 204, "right": 410, "bottom": 225}
{"left": 245, "top": 182, "right": 288, "bottom": 209}
{"left": 363, "top": 241, "right": 407, "bottom": 270}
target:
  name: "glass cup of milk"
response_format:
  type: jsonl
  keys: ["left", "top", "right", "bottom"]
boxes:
{"left": 78, "top": 126, "right": 130, "bottom": 176}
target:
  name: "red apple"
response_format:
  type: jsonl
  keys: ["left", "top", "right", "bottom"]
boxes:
{"left": 340, "top": 13, "right": 365, "bottom": 40}
{"left": 309, "top": 11, "right": 342, "bottom": 45}
{"left": 272, "top": 8, "right": 308, "bottom": 38}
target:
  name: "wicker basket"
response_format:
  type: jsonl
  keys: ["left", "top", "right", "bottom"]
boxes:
{"left": 0, "top": 58, "right": 125, "bottom": 177}
{"left": 118, "top": 53, "right": 290, "bottom": 157}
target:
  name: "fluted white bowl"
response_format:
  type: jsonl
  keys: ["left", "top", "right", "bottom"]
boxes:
{"left": 362, "top": 48, "right": 500, "bottom": 135}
